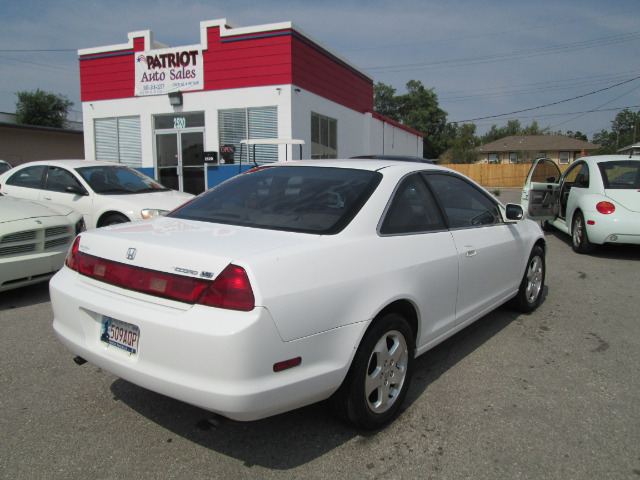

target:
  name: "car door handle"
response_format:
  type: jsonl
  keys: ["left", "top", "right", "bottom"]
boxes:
{"left": 465, "top": 246, "right": 477, "bottom": 257}
{"left": 43, "top": 196, "right": 52, "bottom": 201}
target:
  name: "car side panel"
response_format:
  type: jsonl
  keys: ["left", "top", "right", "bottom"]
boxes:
{"left": 246, "top": 231, "right": 459, "bottom": 347}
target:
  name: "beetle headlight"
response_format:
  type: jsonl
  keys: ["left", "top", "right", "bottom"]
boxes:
{"left": 141, "top": 209, "right": 169, "bottom": 219}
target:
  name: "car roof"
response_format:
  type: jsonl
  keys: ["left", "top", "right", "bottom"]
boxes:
{"left": 350, "top": 154, "right": 435, "bottom": 164}
{"left": 582, "top": 154, "right": 640, "bottom": 163}
{"left": 268, "top": 158, "right": 448, "bottom": 173}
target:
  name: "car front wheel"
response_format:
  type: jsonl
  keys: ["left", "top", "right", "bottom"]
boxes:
{"left": 509, "top": 245, "right": 545, "bottom": 313}
{"left": 572, "top": 211, "right": 595, "bottom": 254}
{"left": 330, "top": 313, "right": 414, "bottom": 430}
{"left": 100, "top": 213, "right": 129, "bottom": 227}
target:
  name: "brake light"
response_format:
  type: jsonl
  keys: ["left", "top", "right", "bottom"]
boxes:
{"left": 70, "top": 249, "right": 254, "bottom": 311}
{"left": 596, "top": 201, "right": 615, "bottom": 214}
{"left": 197, "top": 265, "right": 255, "bottom": 311}
{"left": 65, "top": 237, "right": 81, "bottom": 270}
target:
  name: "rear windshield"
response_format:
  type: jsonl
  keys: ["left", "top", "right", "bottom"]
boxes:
{"left": 169, "top": 166, "right": 382, "bottom": 234}
{"left": 598, "top": 160, "right": 640, "bottom": 189}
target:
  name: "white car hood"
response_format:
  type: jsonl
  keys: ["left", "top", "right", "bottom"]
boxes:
{"left": 77, "top": 216, "right": 317, "bottom": 280}
{"left": 0, "top": 197, "right": 74, "bottom": 223}
{"left": 605, "top": 189, "right": 640, "bottom": 212}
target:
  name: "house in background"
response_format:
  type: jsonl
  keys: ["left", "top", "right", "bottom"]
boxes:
{"left": 475, "top": 135, "right": 599, "bottom": 165}
{"left": 618, "top": 143, "right": 640, "bottom": 156}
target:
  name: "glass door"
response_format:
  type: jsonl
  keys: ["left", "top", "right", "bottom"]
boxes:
{"left": 156, "top": 133, "right": 179, "bottom": 191}
{"left": 155, "top": 131, "right": 205, "bottom": 194}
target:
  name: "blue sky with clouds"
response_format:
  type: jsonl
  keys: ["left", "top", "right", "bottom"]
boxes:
{"left": 1, "top": 0, "right": 638, "bottom": 140}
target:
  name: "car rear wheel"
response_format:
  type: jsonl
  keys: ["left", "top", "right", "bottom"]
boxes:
{"left": 330, "top": 313, "right": 414, "bottom": 430}
{"left": 572, "top": 211, "right": 595, "bottom": 254}
{"left": 509, "top": 245, "right": 545, "bottom": 313}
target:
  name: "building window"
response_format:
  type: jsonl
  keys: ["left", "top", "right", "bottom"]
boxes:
{"left": 509, "top": 152, "right": 518, "bottom": 164}
{"left": 218, "top": 107, "right": 278, "bottom": 164}
{"left": 311, "top": 112, "right": 337, "bottom": 159}
{"left": 94, "top": 116, "right": 142, "bottom": 168}
{"left": 488, "top": 153, "right": 499, "bottom": 164}
{"left": 559, "top": 152, "right": 570, "bottom": 164}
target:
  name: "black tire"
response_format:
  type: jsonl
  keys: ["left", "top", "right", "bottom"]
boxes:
{"left": 330, "top": 313, "right": 415, "bottom": 430}
{"left": 100, "top": 213, "right": 129, "bottom": 227}
{"left": 572, "top": 211, "right": 595, "bottom": 254}
{"left": 509, "top": 245, "right": 545, "bottom": 313}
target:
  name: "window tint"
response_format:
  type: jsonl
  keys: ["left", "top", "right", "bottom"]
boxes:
{"left": 44, "top": 167, "right": 84, "bottom": 193}
{"left": 425, "top": 174, "right": 501, "bottom": 228}
{"left": 380, "top": 174, "right": 445, "bottom": 234}
{"left": 572, "top": 163, "right": 590, "bottom": 188}
{"left": 6, "top": 165, "right": 46, "bottom": 189}
{"left": 170, "top": 166, "right": 381, "bottom": 234}
{"left": 598, "top": 160, "right": 640, "bottom": 189}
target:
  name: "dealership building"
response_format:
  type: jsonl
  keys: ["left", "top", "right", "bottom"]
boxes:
{"left": 78, "top": 18, "right": 424, "bottom": 194}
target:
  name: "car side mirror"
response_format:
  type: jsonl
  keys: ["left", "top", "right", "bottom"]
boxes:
{"left": 65, "top": 185, "right": 88, "bottom": 196}
{"left": 505, "top": 203, "right": 523, "bottom": 221}
{"left": 546, "top": 176, "right": 558, "bottom": 183}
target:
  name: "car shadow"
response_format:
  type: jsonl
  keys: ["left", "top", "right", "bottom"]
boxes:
{"left": 0, "top": 281, "right": 51, "bottom": 311}
{"left": 546, "top": 230, "right": 639, "bottom": 261}
{"left": 109, "top": 293, "right": 545, "bottom": 470}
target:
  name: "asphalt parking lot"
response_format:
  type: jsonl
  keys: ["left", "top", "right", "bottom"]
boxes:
{"left": 1, "top": 211, "right": 639, "bottom": 479}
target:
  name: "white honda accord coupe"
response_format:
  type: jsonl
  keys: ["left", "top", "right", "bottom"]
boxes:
{"left": 51, "top": 159, "right": 546, "bottom": 429}
{"left": 0, "top": 160, "right": 194, "bottom": 229}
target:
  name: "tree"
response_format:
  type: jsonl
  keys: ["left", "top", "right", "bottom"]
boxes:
{"left": 373, "top": 80, "right": 448, "bottom": 159}
{"left": 15, "top": 89, "right": 73, "bottom": 128}
{"left": 373, "top": 82, "right": 399, "bottom": 121}
{"left": 440, "top": 123, "right": 479, "bottom": 164}
{"left": 591, "top": 109, "right": 640, "bottom": 154}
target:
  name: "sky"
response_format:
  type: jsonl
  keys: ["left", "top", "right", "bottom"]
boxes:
{"left": 1, "top": 0, "right": 639, "bottom": 141}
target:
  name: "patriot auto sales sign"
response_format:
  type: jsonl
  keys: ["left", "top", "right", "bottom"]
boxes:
{"left": 135, "top": 47, "right": 204, "bottom": 96}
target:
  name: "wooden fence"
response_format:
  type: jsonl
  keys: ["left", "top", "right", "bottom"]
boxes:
{"left": 440, "top": 163, "right": 570, "bottom": 188}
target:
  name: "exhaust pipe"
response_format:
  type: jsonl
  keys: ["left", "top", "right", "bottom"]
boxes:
{"left": 73, "top": 356, "right": 87, "bottom": 365}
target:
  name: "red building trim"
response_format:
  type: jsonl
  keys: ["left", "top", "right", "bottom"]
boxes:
{"left": 78, "top": 22, "right": 373, "bottom": 113}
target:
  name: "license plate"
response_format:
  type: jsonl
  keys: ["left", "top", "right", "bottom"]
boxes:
{"left": 100, "top": 316, "right": 140, "bottom": 355}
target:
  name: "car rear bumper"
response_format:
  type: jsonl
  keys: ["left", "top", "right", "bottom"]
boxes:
{"left": 50, "top": 267, "right": 363, "bottom": 421}
{"left": 585, "top": 212, "right": 640, "bottom": 245}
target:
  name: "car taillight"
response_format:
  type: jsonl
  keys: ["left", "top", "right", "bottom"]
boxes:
{"left": 68, "top": 248, "right": 255, "bottom": 311}
{"left": 65, "top": 237, "right": 81, "bottom": 270}
{"left": 197, "top": 265, "right": 255, "bottom": 312}
{"left": 596, "top": 201, "right": 615, "bottom": 214}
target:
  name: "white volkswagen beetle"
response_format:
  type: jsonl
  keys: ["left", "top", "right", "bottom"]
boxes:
{"left": 51, "top": 159, "right": 546, "bottom": 429}
{"left": 0, "top": 196, "right": 84, "bottom": 292}
{"left": 522, "top": 155, "right": 640, "bottom": 253}
{"left": 0, "top": 160, "right": 194, "bottom": 229}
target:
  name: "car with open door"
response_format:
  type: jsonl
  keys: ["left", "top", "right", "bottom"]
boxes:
{"left": 521, "top": 155, "right": 640, "bottom": 253}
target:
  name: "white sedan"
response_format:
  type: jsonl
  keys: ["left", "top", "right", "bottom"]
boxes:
{"left": 0, "top": 160, "right": 194, "bottom": 229}
{"left": 51, "top": 159, "right": 546, "bottom": 429}
{"left": 522, "top": 155, "right": 640, "bottom": 253}
{"left": 1, "top": 196, "right": 84, "bottom": 292}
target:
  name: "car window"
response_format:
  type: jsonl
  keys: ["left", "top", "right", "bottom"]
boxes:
{"left": 571, "top": 163, "right": 590, "bottom": 188}
{"left": 44, "top": 167, "right": 85, "bottom": 193}
{"left": 5, "top": 165, "right": 47, "bottom": 189}
{"left": 380, "top": 173, "right": 445, "bottom": 235}
{"left": 563, "top": 162, "right": 586, "bottom": 186}
{"left": 169, "top": 166, "right": 382, "bottom": 234}
{"left": 76, "top": 165, "right": 168, "bottom": 194}
{"left": 425, "top": 174, "right": 501, "bottom": 228}
{"left": 529, "top": 158, "right": 561, "bottom": 183}
{"left": 598, "top": 160, "right": 640, "bottom": 189}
